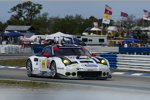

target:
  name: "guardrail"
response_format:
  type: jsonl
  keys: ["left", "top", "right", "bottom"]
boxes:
{"left": 100, "top": 53, "right": 150, "bottom": 72}
{"left": 85, "top": 46, "right": 150, "bottom": 55}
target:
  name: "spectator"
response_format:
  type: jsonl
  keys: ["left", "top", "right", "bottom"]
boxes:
{"left": 54, "top": 37, "right": 57, "bottom": 44}
{"left": 124, "top": 43, "right": 128, "bottom": 48}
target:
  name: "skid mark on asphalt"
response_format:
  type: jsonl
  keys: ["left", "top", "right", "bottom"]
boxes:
{"left": 0, "top": 66, "right": 150, "bottom": 77}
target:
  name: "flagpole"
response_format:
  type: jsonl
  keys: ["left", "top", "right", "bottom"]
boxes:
{"left": 143, "top": 19, "right": 144, "bottom": 27}
{"left": 101, "top": 21, "right": 103, "bottom": 35}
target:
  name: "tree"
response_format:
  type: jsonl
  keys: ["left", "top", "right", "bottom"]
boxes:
{"left": 120, "top": 15, "right": 136, "bottom": 29}
{"left": 0, "top": 21, "right": 7, "bottom": 32}
{"left": 9, "top": 1, "right": 42, "bottom": 24}
{"left": 32, "top": 13, "right": 50, "bottom": 34}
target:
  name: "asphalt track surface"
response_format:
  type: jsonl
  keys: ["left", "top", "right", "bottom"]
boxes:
{"left": 0, "top": 68, "right": 150, "bottom": 92}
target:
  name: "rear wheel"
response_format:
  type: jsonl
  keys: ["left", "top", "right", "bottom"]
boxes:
{"left": 50, "top": 62, "right": 57, "bottom": 78}
{"left": 26, "top": 60, "right": 33, "bottom": 77}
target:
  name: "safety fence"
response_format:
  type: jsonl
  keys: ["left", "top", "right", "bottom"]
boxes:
{"left": 99, "top": 54, "right": 150, "bottom": 72}
{"left": 84, "top": 46, "right": 150, "bottom": 71}
{"left": 0, "top": 45, "right": 33, "bottom": 55}
{"left": 85, "top": 46, "right": 150, "bottom": 55}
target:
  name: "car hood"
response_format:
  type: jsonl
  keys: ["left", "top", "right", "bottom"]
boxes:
{"left": 64, "top": 56, "right": 94, "bottom": 62}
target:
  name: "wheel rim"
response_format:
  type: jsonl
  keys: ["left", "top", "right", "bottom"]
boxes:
{"left": 50, "top": 63, "right": 56, "bottom": 77}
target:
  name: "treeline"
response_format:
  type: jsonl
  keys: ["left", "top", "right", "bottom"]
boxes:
{"left": 0, "top": 1, "right": 149, "bottom": 35}
{"left": 0, "top": 13, "right": 113, "bottom": 35}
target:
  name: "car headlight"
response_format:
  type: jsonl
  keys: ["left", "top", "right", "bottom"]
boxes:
{"left": 61, "top": 58, "right": 71, "bottom": 66}
{"left": 63, "top": 59, "right": 70, "bottom": 65}
{"left": 100, "top": 59, "right": 107, "bottom": 65}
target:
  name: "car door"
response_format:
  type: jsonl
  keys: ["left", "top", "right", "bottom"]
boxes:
{"left": 40, "top": 46, "right": 52, "bottom": 70}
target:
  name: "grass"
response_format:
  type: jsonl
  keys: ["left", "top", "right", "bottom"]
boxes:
{"left": 0, "top": 59, "right": 26, "bottom": 67}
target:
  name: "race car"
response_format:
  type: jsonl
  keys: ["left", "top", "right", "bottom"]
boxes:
{"left": 26, "top": 44, "right": 111, "bottom": 80}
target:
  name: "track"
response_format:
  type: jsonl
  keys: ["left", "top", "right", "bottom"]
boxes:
{"left": 0, "top": 68, "right": 150, "bottom": 92}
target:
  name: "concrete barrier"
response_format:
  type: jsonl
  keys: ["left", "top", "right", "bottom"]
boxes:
{"left": 0, "top": 45, "right": 32, "bottom": 55}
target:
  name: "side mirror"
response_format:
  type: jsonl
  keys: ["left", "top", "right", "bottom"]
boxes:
{"left": 42, "top": 53, "right": 50, "bottom": 58}
{"left": 91, "top": 53, "right": 96, "bottom": 57}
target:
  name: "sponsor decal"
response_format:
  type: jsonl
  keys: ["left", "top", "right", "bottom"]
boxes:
{"left": 72, "top": 64, "right": 78, "bottom": 67}
{"left": 34, "top": 68, "right": 39, "bottom": 70}
{"left": 57, "top": 67, "right": 64, "bottom": 70}
{"left": 84, "top": 64, "right": 98, "bottom": 67}
{"left": 41, "top": 60, "right": 46, "bottom": 68}
{"left": 36, "top": 62, "right": 38, "bottom": 65}
{"left": 77, "top": 68, "right": 83, "bottom": 70}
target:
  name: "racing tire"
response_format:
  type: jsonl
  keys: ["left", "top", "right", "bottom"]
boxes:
{"left": 50, "top": 62, "right": 58, "bottom": 78}
{"left": 26, "top": 60, "right": 33, "bottom": 77}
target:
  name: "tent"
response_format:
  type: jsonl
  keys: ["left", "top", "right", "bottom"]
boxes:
{"left": 123, "top": 38, "right": 140, "bottom": 43}
{"left": 90, "top": 27, "right": 101, "bottom": 31}
{"left": 3, "top": 32, "right": 24, "bottom": 37}
{"left": 46, "top": 32, "right": 73, "bottom": 40}
{"left": 107, "top": 26, "right": 118, "bottom": 31}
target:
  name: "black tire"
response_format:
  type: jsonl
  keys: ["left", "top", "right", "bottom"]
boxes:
{"left": 26, "top": 60, "right": 33, "bottom": 77}
{"left": 50, "top": 62, "right": 57, "bottom": 78}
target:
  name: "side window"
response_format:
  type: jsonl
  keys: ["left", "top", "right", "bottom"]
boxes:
{"left": 42, "top": 47, "right": 52, "bottom": 56}
{"left": 82, "top": 38, "right": 88, "bottom": 42}
{"left": 99, "top": 39, "right": 104, "bottom": 43}
{"left": 88, "top": 39, "right": 92, "bottom": 42}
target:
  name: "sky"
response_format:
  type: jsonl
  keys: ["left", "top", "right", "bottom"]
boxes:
{"left": 0, "top": 0, "right": 150, "bottom": 22}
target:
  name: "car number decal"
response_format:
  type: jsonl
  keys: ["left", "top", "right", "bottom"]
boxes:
{"left": 41, "top": 60, "right": 46, "bottom": 68}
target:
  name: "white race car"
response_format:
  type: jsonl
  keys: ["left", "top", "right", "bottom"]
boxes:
{"left": 26, "top": 44, "right": 111, "bottom": 80}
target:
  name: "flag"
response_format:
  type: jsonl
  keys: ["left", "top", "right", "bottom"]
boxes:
{"left": 121, "top": 12, "right": 128, "bottom": 17}
{"left": 143, "top": 10, "right": 150, "bottom": 21}
{"left": 105, "top": 5, "right": 112, "bottom": 15}
{"left": 105, "top": 9, "right": 112, "bottom": 15}
{"left": 103, "top": 14, "right": 111, "bottom": 19}
{"left": 105, "top": 5, "right": 112, "bottom": 11}
{"left": 102, "top": 5, "right": 112, "bottom": 24}
{"left": 102, "top": 18, "right": 110, "bottom": 24}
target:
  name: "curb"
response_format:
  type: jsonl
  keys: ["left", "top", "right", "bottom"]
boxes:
{"left": 112, "top": 72, "right": 150, "bottom": 77}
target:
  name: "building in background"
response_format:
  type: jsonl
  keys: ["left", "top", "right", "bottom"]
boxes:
{"left": 5, "top": 25, "right": 35, "bottom": 38}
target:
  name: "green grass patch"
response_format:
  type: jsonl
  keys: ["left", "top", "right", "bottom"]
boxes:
{"left": 0, "top": 59, "right": 27, "bottom": 66}
{"left": 0, "top": 80, "right": 49, "bottom": 88}
{"left": 0, "top": 59, "right": 26, "bottom": 67}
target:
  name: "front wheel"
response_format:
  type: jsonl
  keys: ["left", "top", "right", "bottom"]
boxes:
{"left": 50, "top": 62, "right": 57, "bottom": 78}
{"left": 26, "top": 60, "right": 33, "bottom": 77}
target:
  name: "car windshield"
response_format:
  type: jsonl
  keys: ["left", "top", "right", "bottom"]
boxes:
{"left": 54, "top": 47, "right": 91, "bottom": 56}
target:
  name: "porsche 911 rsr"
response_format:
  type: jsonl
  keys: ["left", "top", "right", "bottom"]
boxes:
{"left": 26, "top": 44, "right": 111, "bottom": 80}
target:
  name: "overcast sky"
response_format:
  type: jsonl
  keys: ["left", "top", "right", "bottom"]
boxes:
{"left": 0, "top": 0, "right": 150, "bottom": 22}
